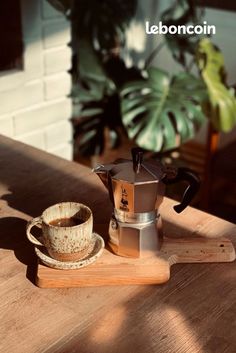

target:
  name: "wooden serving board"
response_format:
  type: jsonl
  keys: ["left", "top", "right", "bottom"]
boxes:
{"left": 36, "top": 235, "right": 235, "bottom": 288}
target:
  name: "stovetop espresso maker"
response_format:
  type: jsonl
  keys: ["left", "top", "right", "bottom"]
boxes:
{"left": 94, "top": 148, "right": 200, "bottom": 258}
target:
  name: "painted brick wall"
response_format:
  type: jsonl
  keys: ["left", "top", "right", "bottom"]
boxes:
{"left": 0, "top": 0, "right": 73, "bottom": 160}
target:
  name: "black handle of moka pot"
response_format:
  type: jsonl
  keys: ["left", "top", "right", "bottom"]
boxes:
{"left": 163, "top": 166, "right": 200, "bottom": 213}
{"left": 132, "top": 147, "right": 143, "bottom": 173}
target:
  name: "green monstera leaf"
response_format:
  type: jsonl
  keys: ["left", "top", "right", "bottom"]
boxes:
{"left": 196, "top": 38, "right": 236, "bottom": 132}
{"left": 121, "top": 67, "right": 207, "bottom": 152}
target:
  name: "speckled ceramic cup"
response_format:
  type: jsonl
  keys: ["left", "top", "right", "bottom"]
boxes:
{"left": 26, "top": 202, "right": 93, "bottom": 262}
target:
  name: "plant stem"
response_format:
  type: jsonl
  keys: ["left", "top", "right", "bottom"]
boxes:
{"left": 144, "top": 41, "right": 165, "bottom": 69}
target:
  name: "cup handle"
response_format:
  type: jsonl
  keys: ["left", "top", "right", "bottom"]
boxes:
{"left": 26, "top": 216, "right": 44, "bottom": 246}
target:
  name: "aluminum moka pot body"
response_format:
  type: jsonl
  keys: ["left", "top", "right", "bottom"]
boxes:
{"left": 93, "top": 148, "right": 200, "bottom": 258}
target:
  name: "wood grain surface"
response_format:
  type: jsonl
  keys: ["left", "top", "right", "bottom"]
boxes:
{"left": 0, "top": 135, "right": 236, "bottom": 353}
{"left": 36, "top": 234, "right": 235, "bottom": 288}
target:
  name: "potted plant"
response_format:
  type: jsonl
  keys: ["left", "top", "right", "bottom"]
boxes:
{"left": 48, "top": 0, "right": 236, "bottom": 159}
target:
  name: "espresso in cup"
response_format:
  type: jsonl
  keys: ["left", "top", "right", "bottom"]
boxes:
{"left": 49, "top": 217, "right": 84, "bottom": 227}
{"left": 26, "top": 202, "right": 93, "bottom": 262}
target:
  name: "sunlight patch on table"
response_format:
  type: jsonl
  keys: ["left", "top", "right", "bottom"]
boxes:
{"left": 164, "top": 307, "right": 203, "bottom": 353}
{"left": 91, "top": 306, "right": 126, "bottom": 344}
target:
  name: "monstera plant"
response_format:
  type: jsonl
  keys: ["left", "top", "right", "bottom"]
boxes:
{"left": 48, "top": 0, "right": 236, "bottom": 156}
{"left": 121, "top": 68, "right": 207, "bottom": 151}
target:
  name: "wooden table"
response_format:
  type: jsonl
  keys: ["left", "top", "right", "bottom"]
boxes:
{"left": 0, "top": 135, "right": 236, "bottom": 353}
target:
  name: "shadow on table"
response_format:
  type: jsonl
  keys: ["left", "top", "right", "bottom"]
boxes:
{"left": 0, "top": 137, "right": 111, "bottom": 222}
{"left": 0, "top": 137, "right": 111, "bottom": 284}
{"left": 0, "top": 216, "right": 38, "bottom": 283}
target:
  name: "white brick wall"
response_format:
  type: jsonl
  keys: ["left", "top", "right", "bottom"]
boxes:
{"left": 45, "top": 120, "right": 72, "bottom": 149}
{"left": 24, "top": 40, "right": 44, "bottom": 81}
{"left": 0, "top": 116, "right": 14, "bottom": 137}
{"left": 41, "top": 0, "right": 65, "bottom": 20}
{"left": 0, "top": 0, "right": 73, "bottom": 160}
{"left": 14, "top": 98, "right": 72, "bottom": 135}
{"left": 44, "top": 46, "right": 72, "bottom": 75}
{"left": 0, "top": 81, "right": 44, "bottom": 115}
{"left": 42, "top": 20, "right": 71, "bottom": 49}
{"left": 44, "top": 72, "right": 71, "bottom": 100}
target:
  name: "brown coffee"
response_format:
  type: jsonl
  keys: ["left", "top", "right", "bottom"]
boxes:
{"left": 49, "top": 217, "right": 84, "bottom": 227}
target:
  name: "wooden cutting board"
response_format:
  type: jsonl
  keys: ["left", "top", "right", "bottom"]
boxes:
{"left": 36, "top": 235, "right": 235, "bottom": 288}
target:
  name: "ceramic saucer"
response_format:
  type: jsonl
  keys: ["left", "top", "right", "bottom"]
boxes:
{"left": 35, "top": 233, "right": 104, "bottom": 270}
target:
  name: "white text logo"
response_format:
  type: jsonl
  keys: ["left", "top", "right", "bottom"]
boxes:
{"left": 145, "top": 21, "right": 216, "bottom": 35}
